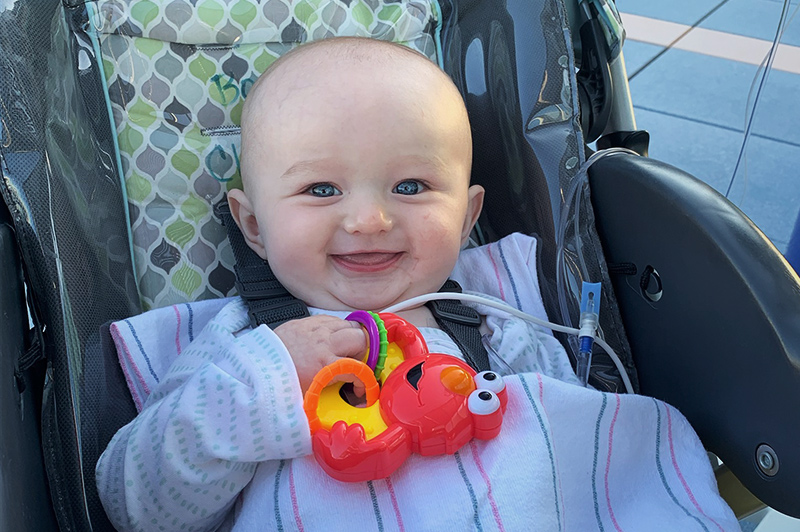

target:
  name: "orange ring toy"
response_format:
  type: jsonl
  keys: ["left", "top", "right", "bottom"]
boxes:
{"left": 303, "top": 358, "right": 381, "bottom": 434}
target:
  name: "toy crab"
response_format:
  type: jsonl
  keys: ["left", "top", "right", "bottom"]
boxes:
{"left": 303, "top": 312, "right": 508, "bottom": 482}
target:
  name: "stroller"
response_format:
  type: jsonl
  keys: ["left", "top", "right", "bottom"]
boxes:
{"left": 0, "top": 0, "right": 798, "bottom": 530}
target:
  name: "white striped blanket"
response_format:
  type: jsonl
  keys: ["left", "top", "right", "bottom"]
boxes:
{"left": 100, "top": 234, "right": 739, "bottom": 531}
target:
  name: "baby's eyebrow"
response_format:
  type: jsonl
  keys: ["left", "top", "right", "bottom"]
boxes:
{"left": 391, "top": 154, "right": 449, "bottom": 175}
{"left": 280, "top": 158, "right": 340, "bottom": 179}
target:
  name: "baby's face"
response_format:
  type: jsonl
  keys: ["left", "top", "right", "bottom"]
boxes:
{"left": 232, "top": 51, "right": 483, "bottom": 311}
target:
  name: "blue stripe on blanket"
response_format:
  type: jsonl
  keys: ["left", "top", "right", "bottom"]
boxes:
{"left": 273, "top": 460, "right": 286, "bottom": 532}
{"left": 592, "top": 394, "right": 608, "bottom": 532}
{"left": 184, "top": 302, "right": 194, "bottom": 342}
{"left": 653, "top": 399, "right": 710, "bottom": 532}
{"left": 367, "top": 480, "right": 385, "bottom": 532}
{"left": 520, "top": 374, "right": 562, "bottom": 531}
{"left": 455, "top": 451, "right": 484, "bottom": 531}
{"left": 123, "top": 319, "right": 160, "bottom": 383}
{"left": 497, "top": 239, "right": 522, "bottom": 311}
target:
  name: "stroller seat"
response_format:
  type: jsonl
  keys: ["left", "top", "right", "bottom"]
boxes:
{"left": 0, "top": 0, "right": 798, "bottom": 530}
{"left": 89, "top": 0, "right": 439, "bottom": 310}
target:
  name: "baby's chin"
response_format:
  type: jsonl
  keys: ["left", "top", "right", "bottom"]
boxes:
{"left": 304, "top": 288, "right": 436, "bottom": 313}
{"left": 313, "top": 294, "right": 402, "bottom": 313}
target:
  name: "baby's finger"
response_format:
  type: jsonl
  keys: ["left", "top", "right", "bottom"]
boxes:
{"left": 330, "top": 373, "right": 367, "bottom": 406}
{"left": 332, "top": 372, "right": 367, "bottom": 396}
{"left": 329, "top": 324, "right": 368, "bottom": 360}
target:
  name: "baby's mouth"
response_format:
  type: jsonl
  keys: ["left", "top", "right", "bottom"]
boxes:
{"left": 331, "top": 252, "right": 403, "bottom": 273}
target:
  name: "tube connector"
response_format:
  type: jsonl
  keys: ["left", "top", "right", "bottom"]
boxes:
{"left": 576, "top": 282, "right": 602, "bottom": 386}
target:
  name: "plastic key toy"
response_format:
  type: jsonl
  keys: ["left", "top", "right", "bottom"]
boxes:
{"left": 303, "top": 312, "right": 508, "bottom": 482}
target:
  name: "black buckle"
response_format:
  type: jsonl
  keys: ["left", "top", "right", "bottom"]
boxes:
{"left": 428, "top": 299, "right": 482, "bottom": 327}
{"left": 247, "top": 299, "right": 310, "bottom": 329}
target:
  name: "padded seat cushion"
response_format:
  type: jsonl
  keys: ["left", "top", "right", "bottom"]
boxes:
{"left": 89, "top": 0, "right": 439, "bottom": 309}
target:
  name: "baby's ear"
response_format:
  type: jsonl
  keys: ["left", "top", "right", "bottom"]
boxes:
{"left": 227, "top": 189, "right": 268, "bottom": 260}
{"left": 461, "top": 184, "right": 485, "bottom": 245}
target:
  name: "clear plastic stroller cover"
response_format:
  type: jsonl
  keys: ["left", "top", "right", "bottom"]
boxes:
{"left": 0, "top": 0, "right": 635, "bottom": 529}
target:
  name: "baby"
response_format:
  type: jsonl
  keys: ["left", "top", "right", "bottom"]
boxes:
{"left": 97, "top": 38, "right": 740, "bottom": 531}
{"left": 226, "top": 36, "right": 485, "bottom": 393}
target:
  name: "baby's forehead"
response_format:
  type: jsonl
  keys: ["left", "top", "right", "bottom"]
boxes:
{"left": 239, "top": 38, "right": 472, "bottom": 185}
{"left": 247, "top": 39, "right": 447, "bottom": 113}
{"left": 269, "top": 38, "right": 436, "bottom": 79}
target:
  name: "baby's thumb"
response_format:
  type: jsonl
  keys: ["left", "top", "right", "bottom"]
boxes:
{"left": 352, "top": 379, "right": 366, "bottom": 398}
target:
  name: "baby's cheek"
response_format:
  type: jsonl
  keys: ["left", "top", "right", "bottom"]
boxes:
{"left": 416, "top": 214, "right": 464, "bottom": 250}
{"left": 263, "top": 241, "right": 315, "bottom": 293}
{"left": 412, "top": 219, "right": 462, "bottom": 279}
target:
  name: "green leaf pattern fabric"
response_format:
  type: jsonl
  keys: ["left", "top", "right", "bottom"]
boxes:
{"left": 92, "top": 0, "right": 438, "bottom": 309}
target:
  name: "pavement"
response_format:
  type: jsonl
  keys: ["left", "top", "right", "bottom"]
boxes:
{"left": 616, "top": 0, "right": 800, "bottom": 256}
{"left": 616, "top": 3, "right": 800, "bottom": 530}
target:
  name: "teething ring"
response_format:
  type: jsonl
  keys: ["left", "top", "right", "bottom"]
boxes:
{"left": 346, "top": 311, "right": 379, "bottom": 369}
{"left": 303, "top": 358, "right": 381, "bottom": 434}
{"left": 367, "top": 311, "right": 389, "bottom": 379}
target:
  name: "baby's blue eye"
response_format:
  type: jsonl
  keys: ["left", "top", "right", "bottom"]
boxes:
{"left": 308, "top": 183, "right": 341, "bottom": 197}
{"left": 393, "top": 180, "right": 423, "bottom": 195}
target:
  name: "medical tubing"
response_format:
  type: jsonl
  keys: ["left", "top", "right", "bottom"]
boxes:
{"left": 481, "top": 334, "right": 517, "bottom": 375}
{"left": 576, "top": 310, "right": 600, "bottom": 387}
{"left": 576, "top": 343, "right": 593, "bottom": 387}
{"left": 382, "top": 292, "right": 634, "bottom": 394}
{"left": 726, "top": 0, "right": 793, "bottom": 198}
{"left": 731, "top": 1, "right": 798, "bottom": 206}
{"left": 555, "top": 148, "right": 638, "bottom": 332}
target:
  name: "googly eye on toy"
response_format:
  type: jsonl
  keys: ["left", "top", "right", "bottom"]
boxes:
{"left": 475, "top": 370, "right": 506, "bottom": 394}
{"left": 468, "top": 389, "right": 502, "bottom": 415}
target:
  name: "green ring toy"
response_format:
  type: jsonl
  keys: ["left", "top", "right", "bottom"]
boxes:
{"left": 368, "top": 311, "right": 389, "bottom": 380}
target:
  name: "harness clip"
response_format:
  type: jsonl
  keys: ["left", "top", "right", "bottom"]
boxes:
{"left": 428, "top": 300, "right": 482, "bottom": 327}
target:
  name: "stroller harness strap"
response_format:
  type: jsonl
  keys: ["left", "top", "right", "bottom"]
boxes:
{"left": 215, "top": 198, "right": 490, "bottom": 372}
{"left": 427, "top": 280, "right": 490, "bottom": 372}
{"left": 215, "top": 200, "right": 311, "bottom": 329}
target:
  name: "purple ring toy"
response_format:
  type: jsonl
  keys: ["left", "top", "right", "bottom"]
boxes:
{"left": 346, "top": 311, "right": 379, "bottom": 370}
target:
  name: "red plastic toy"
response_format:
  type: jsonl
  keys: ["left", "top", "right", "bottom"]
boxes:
{"left": 303, "top": 313, "right": 508, "bottom": 482}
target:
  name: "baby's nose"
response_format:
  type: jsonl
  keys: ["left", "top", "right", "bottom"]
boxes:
{"left": 343, "top": 198, "right": 393, "bottom": 234}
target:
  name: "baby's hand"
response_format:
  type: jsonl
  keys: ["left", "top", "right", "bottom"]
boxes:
{"left": 274, "top": 315, "right": 368, "bottom": 394}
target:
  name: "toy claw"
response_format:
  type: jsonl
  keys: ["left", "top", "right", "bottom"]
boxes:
{"left": 312, "top": 422, "right": 411, "bottom": 483}
{"left": 303, "top": 313, "right": 508, "bottom": 482}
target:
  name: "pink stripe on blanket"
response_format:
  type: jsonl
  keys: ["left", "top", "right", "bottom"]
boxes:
{"left": 487, "top": 244, "right": 507, "bottom": 302}
{"left": 172, "top": 305, "right": 182, "bottom": 355}
{"left": 469, "top": 440, "right": 506, "bottom": 532}
{"left": 288, "top": 460, "right": 305, "bottom": 532}
{"left": 109, "top": 322, "right": 147, "bottom": 411}
{"left": 384, "top": 477, "right": 406, "bottom": 532}
{"left": 604, "top": 394, "right": 624, "bottom": 532}
{"left": 666, "top": 406, "right": 725, "bottom": 532}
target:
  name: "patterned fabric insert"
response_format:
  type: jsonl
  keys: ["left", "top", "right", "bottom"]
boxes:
{"left": 90, "top": 0, "right": 439, "bottom": 309}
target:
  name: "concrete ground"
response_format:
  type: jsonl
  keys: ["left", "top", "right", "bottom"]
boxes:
{"left": 616, "top": 0, "right": 800, "bottom": 255}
